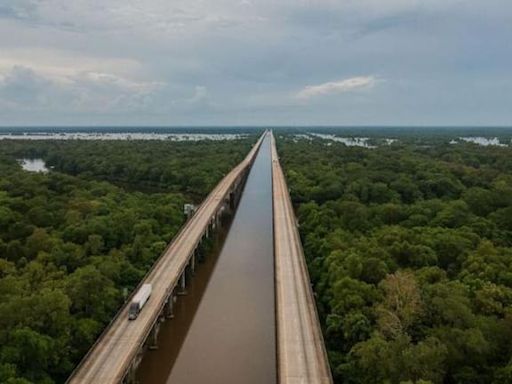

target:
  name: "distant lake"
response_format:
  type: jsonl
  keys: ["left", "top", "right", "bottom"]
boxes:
{"left": 459, "top": 137, "right": 507, "bottom": 146}
{"left": 308, "top": 133, "right": 374, "bottom": 147}
{"left": 18, "top": 159, "right": 49, "bottom": 173}
{"left": 302, "top": 133, "right": 399, "bottom": 148}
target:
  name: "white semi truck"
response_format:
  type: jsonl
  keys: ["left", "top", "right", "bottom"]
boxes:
{"left": 128, "top": 283, "right": 152, "bottom": 320}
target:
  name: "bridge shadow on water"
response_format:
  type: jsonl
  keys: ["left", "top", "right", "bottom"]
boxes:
{"left": 135, "top": 201, "right": 237, "bottom": 383}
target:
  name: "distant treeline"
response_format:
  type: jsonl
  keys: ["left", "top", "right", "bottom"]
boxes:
{"left": 0, "top": 127, "right": 265, "bottom": 134}
{"left": 278, "top": 135, "right": 512, "bottom": 384}
{"left": 0, "top": 138, "right": 256, "bottom": 200}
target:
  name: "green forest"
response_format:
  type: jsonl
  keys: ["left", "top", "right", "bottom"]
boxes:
{"left": 277, "top": 133, "right": 512, "bottom": 384}
{"left": 1, "top": 130, "right": 511, "bottom": 384}
{"left": 0, "top": 137, "right": 254, "bottom": 383}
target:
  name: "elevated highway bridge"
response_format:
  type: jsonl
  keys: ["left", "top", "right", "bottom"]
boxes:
{"left": 67, "top": 133, "right": 265, "bottom": 384}
{"left": 271, "top": 132, "right": 333, "bottom": 384}
{"left": 67, "top": 130, "right": 332, "bottom": 384}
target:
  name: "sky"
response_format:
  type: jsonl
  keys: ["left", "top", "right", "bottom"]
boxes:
{"left": 0, "top": 0, "right": 511, "bottom": 126}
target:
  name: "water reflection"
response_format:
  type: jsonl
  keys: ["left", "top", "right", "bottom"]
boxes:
{"left": 308, "top": 133, "right": 376, "bottom": 148}
{"left": 18, "top": 159, "right": 49, "bottom": 173}
{"left": 459, "top": 137, "right": 507, "bottom": 146}
{"left": 301, "top": 133, "right": 398, "bottom": 147}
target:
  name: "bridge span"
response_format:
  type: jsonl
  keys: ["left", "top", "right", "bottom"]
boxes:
{"left": 271, "top": 132, "right": 333, "bottom": 384}
{"left": 67, "top": 132, "right": 265, "bottom": 384}
{"left": 67, "top": 131, "right": 332, "bottom": 384}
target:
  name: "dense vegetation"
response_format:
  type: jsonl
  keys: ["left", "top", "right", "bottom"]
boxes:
{"left": 1, "top": 139, "right": 254, "bottom": 200}
{"left": 0, "top": 136, "right": 255, "bottom": 383}
{"left": 277, "top": 133, "right": 512, "bottom": 384}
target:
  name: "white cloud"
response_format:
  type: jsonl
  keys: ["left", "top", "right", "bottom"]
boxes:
{"left": 296, "top": 76, "right": 377, "bottom": 100}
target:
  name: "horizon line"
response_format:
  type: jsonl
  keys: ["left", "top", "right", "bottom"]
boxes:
{"left": 1, "top": 125, "right": 512, "bottom": 129}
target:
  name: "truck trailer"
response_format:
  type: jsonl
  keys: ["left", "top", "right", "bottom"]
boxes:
{"left": 128, "top": 283, "right": 152, "bottom": 320}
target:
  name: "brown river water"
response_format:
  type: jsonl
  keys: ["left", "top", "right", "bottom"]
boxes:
{"left": 137, "top": 135, "right": 276, "bottom": 384}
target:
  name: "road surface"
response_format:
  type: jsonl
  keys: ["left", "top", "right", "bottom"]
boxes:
{"left": 271, "top": 132, "right": 333, "bottom": 384}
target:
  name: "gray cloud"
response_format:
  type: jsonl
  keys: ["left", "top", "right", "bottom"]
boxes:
{"left": 0, "top": 0, "right": 511, "bottom": 125}
{"left": 0, "top": 1, "right": 35, "bottom": 21}
{"left": 0, "top": 65, "right": 164, "bottom": 112}
{"left": 0, "top": 66, "right": 53, "bottom": 107}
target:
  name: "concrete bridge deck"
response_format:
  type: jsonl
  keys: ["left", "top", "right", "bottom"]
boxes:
{"left": 67, "top": 132, "right": 265, "bottom": 384}
{"left": 271, "top": 132, "right": 333, "bottom": 384}
{"left": 67, "top": 131, "right": 332, "bottom": 383}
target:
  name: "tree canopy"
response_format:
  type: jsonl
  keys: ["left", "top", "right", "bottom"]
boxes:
{"left": 277, "top": 132, "right": 512, "bottom": 384}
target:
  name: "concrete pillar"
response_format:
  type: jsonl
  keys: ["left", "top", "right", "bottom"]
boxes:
{"left": 229, "top": 191, "right": 235, "bottom": 209}
{"left": 191, "top": 253, "right": 196, "bottom": 275}
{"left": 178, "top": 272, "right": 187, "bottom": 295}
{"left": 194, "top": 246, "right": 201, "bottom": 263}
{"left": 123, "top": 365, "right": 137, "bottom": 384}
{"left": 164, "top": 295, "right": 174, "bottom": 319}
{"left": 199, "top": 246, "right": 206, "bottom": 263}
{"left": 148, "top": 322, "right": 160, "bottom": 350}
{"left": 216, "top": 211, "right": 221, "bottom": 227}
{"left": 123, "top": 348, "right": 144, "bottom": 383}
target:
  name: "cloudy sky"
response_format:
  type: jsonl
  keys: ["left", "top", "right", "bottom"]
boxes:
{"left": 0, "top": 0, "right": 510, "bottom": 126}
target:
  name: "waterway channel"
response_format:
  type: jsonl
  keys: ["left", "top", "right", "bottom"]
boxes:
{"left": 137, "top": 135, "right": 276, "bottom": 384}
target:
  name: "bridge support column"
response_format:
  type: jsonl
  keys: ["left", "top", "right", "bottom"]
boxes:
{"left": 229, "top": 191, "right": 235, "bottom": 210}
{"left": 178, "top": 272, "right": 187, "bottom": 295}
{"left": 164, "top": 295, "right": 175, "bottom": 319}
{"left": 123, "top": 349, "right": 144, "bottom": 383}
{"left": 194, "top": 246, "right": 202, "bottom": 263}
{"left": 215, "top": 211, "right": 221, "bottom": 228}
{"left": 148, "top": 322, "right": 160, "bottom": 350}
{"left": 124, "top": 364, "right": 137, "bottom": 384}
{"left": 190, "top": 253, "right": 196, "bottom": 275}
